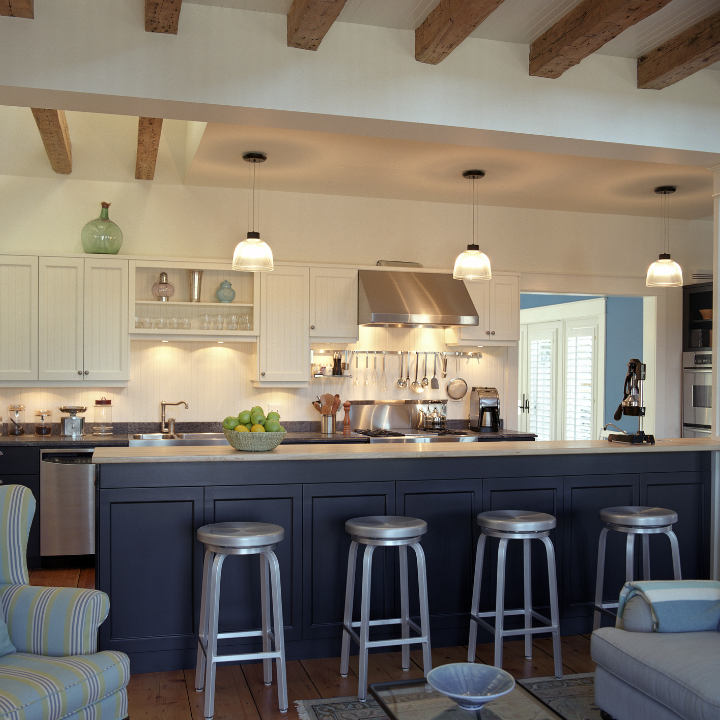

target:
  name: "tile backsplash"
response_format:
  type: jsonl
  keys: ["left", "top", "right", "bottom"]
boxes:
{"left": 0, "top": 327, "right": 509, "bottom": 426}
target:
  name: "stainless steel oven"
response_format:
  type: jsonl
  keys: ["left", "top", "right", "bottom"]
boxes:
{"left": 682, "top": 351, "right": 712, "bottom": 436}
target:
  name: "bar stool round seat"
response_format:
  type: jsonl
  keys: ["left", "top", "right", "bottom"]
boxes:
{"left": 345, "top": 516, "right": 427, "bottom": 541}
{"left": 593, "top": 505, "right": 681, "bottom": 631}
{"left": 341, "top": 515, "right": 432, "bottom": 702}
{"left": 599, "top": 506, "right": 678, "bottom": 527}
{"left": 477, "top": 510, "right": 556, "bottom": 533}
{"left": 196, "top": 522, "right": 288, "bottom": 718}
{"left": 468, "top": 510, "right": 562, "bottom": 680}
{"left": 197, "top": 521, "right": 284, "bottom": 549}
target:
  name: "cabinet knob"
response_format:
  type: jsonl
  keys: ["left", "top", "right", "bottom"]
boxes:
{"left": 78, "top": 371, "right": 82, "bottom": 375}
{"left": 311, "top": 325, "right": 315, "bottom": 330}
{"left": 491, "top": 331, "right": 495, "bottom": 336}
{"left": 486, "top": 331, "right": 491, "bottom": 335}
{"left": 84, "top": 370, "right": 89, "bottom": 375}
{"left": 261, "top": 372, "right": 266, "bottom": 376}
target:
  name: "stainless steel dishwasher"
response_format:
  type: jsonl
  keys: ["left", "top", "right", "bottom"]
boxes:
{"left": 40, "top": 448, "right": 95, "bottom": 556}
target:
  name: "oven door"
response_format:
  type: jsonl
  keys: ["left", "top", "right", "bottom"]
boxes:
{"left": 682, "top": 368, "right": 712, "bottom": 427}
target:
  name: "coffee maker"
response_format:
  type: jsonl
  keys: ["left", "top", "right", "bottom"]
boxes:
{"left": 469, "top": 387, "right": 500, "bottom": 432}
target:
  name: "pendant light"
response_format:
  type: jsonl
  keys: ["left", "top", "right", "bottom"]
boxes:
{"left": 646, "top": 185, "right": 682, "bottom": 287}
{"left": 232, "top": 152, "right": 274, "bottom": 272}
{"left": 453, "top": 170, "right": 492, "bottom": 281}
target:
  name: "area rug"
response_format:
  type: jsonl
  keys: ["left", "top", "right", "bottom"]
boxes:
{"left": 518, "top": 673, "right": 601, "bottom": 720}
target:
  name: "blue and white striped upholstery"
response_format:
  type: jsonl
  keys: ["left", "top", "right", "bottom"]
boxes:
{"left": 0, "top": 487, "right": 129, "bottom": 720}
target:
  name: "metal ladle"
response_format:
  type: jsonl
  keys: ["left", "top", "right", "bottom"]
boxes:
{"left": 421, "top": 352, "right": 429, "bottom": 387}
{"left": 397, "top": 351, "right": 407, "bottom": 389}
{"left": 411, "top": 352, "right": 424, "bottom": 394}
{"left": 380, "top": 352, "right": 387, "bottom": 392}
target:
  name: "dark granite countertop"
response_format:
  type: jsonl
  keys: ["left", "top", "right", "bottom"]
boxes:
{"left": 0, "top": 434, "right": 129, "bottom": 448}
{"left": 283, "top": 432, "right": 369, "bottom": 444}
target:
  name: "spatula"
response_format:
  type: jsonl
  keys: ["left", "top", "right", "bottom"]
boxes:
{"left": 431, "top": 353, "right": 440, "bottom": 389}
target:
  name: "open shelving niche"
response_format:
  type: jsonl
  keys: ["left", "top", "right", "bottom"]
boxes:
{"left": 129, "top": 260, "right": 260, "bottom": 342}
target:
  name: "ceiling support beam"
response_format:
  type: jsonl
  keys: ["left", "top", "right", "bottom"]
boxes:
{"left": 0, "top": 0, "right": 33, "bottom": 18}
{"left": 30, "top": 108, "right": 72, "bottom": 175}
{"left": 415, "top": 0, "right": 507, "bottom": 65}
{"left": 145, "top": 0, "right": 182, "bottom": 34}
{"left": 530, "top": 0, "right": 672, "bottom": 79}
{"left": 136, "top": 117, "right": 163, "bottom": 180}
{"left": 287, "top": 0, "right": 348, "bottom": 51}
{"left": 638, "top": 10, "right": 720, "bottom": 90}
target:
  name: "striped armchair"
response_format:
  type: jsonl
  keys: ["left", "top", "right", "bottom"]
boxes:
{"left": 0, "top": 485, "right": 129, "bottom": 720}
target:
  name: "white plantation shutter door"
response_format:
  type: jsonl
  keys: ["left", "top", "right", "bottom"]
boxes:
{"left": 565, "top": 326, "right": 596, "bottom": 440}
{"left": 529, "top": 331, "right": 555, "bottom": 441}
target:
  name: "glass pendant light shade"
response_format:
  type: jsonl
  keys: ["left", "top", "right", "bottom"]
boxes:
{"left": 232, "top": 231, "right": 274, "bottom": 272}
{"left": 646, "top": 253, "right": 683, "bottom": 287}
{"left": 453, "top": 244, "right": 492, "bottom": 280}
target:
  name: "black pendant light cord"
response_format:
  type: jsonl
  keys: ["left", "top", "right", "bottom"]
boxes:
{"left": 655, "top": 185, "right": 676, "bottom": 259}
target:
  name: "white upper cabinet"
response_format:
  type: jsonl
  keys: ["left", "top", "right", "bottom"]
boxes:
{"left": 0, "top": 256, "right": 38, "bottom": 382}
{"left": 39, "top": 257, "right": 129, "bottom": 382}
{"left": 257, "top": 266, "right": 310, "bottom": 385}
{"left": 310, "top": 267, "right": 358, "bottom": 342}
{"left": 445, "top": 272, "right": 520, "bottom": 346}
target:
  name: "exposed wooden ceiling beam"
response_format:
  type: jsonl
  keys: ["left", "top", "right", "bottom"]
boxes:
{"left": 0, "top": 1, "right": 33, "bottom": 18}
{"left": 136, "top": 117, "right": 163, "bottom": 181}
{"left": 287, "top": 0, "right": 348, "bottom": 51}
{"left": 30, "top": 108, "right": 72, "bottom": 175}
{"left": 415, "top": 0, "right": 507, "bottom": 65}
{"left": 146, "top": 0, "right": 182, "bottom": 34}
{"left": 530, "top": 0, "right": 672, "bottom": 79}
{"left": 638, "top": 9, "right": 720, "bottom": 90}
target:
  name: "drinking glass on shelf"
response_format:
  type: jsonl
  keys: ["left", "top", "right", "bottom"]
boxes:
{"left": 155, "top": 317, "right": 166, "bottom": 330}
{"left": 200, "top": 314, "right": 211, "bottom": 330}
{"left": 212, "top": 314, "right": 224, "bottom": 330}
{"left": 227, "top": 314, "right": 239, "bottom": 330}
{"left": 168, "top": 317, "right": 179, "bottom": 330}
{"left": 181, "top": 317, "right": 191, "bottom": 330}
{"left": 241, "top": 313, "right": 251, "bottom": 331}
{"left": 143, "top": 316, "right": 151, "bottom": 329}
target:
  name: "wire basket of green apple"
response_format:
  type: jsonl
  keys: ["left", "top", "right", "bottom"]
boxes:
{"left": 222, "top": 407, "right": 286, "bottom": 452}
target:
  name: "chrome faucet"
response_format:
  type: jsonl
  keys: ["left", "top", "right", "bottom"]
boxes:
{"left": 161, "top": 400, "right": 188, "bottom": 433}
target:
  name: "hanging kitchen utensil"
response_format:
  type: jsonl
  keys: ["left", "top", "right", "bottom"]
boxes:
{"left": 365, "top": 353, "right": 369, "bottom": 386}
{"left": 372, "top": 352, "right": 378, "bottom": 386}
{"left": 411, "top": 352, "right": 424, "bottom": 394}
{"left": 431, "top": 353, "right": 440, "bottom": 390}
{"left": 441, "top": 353, "right": 448, "bottom": 379}
{"left": 354, "top": 352, "right": 360, "bottom": 385}
{"left": 380, "top": 351, "right": 388, "bottom": 392}
{"left": 421, "top": 352, "right": 429, "bottom": 387}
{"left": 397, "top": 351, "right": 407, "bottom": 389}
{"left": 446, "top": 357, "right": 468, "bottom": 402}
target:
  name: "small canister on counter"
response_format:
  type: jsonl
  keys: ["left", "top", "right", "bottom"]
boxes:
{"left": 6, "top": 404, "right": 25, "bottom": 436}
{"left": 35, "top": 409, "right": 52, "bottom": 436}
{"left": 93, "top": 397, "right": 113, "bottom": 435}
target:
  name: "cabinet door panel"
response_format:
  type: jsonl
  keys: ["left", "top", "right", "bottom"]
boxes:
{"left": 97, "top": 487, "right": 204, "bottom": 654}
{"left": 310, "top": 267, "right": 358, "bottom": 341}
{"left": 303, "top": 482, "right": 395, "bottom": 639}
{"left": 84, "top": 259, "right": 129, "bottom": 381}
{"left": 489, "top": 275, "right": 519, "bottom": 341}
{"left": 0, "top": 256, "right": 38, "bottom": 381}
{"left": 563, "top": 475, "right": 638, "bottom": 623}
{"left": 396, "top": 479, "right": 481, "bottom": 627}
{"left": 458, "top": 281, "right": 489, "bottom": 341}
{"left": 641, "top": 471, "right": 711, "bottom": 581}
{"left": 205, "top": 484, "right": 302, "bottom": 642}
{"left": 38, "top": 257, "right": 84, "bottom": 381}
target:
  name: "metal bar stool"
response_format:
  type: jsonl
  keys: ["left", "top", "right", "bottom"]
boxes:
{"left": 195, "top": 522, "right": 288, "bottom": 718}
{"left": 594, "top": 506, "right": 681, "bottom": 630}
{"left": 340, "top": 516, "right": 432, "bottom": 702}
{"left": 468, "top": 510, "right": 562, "bottom": 679}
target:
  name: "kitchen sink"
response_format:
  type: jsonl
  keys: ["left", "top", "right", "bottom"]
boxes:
{"left": 128, "top": 433, "right": 227, "bottom": 447}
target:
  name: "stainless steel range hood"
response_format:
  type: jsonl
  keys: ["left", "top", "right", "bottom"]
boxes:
{"left": 358, "top": 270, "right": 480, "bottom": 327}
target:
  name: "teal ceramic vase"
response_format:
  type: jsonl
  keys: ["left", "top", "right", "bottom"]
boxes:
{"left": 82, "top": 202, "right": 123, "bottom": 254}
{"left": 216, "top": 280, "right": 236, "bottom": 303}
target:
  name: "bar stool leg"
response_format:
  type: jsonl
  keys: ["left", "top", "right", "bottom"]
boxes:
{"left": 204, "top": 552, "right": 225, "bottom": 720}
{"left": 666, "top": 529, "right": 682, "bottom": 579}
{"left": 411, "top": 542, "right": 432, "bottom": 678}
{"left": 541, "top": 536, "right": 563, "bottom": 680}
{"left": 642, "top": 535, "right": 651, "bottom": 580}
{"left": 398, "top": 545, "right": 410, "bottom": 671}
{"left": 195, "top": 549, "right": 211, "bottom": 692}
{"left": 340, "top": 541, "right": 358, "bottom": 677}
{"left": 265, "top": 549, "right": 288, "bottom": 713}
{"left": 260, "top": 553, "right": 272, "bottom": 686}
{"left": 467, "top": 534, "right": 487, "bottom": 662}
{"left": 593, "top": 527, "right": 609, "bottom": 630}
{"left": 358, "top": 544, "right": 376, "bottom": 702}
{"left": 493, "top": 538, "right": 508, "bottom": 670}
{"left": 625, "top": 533, "right": 636, "bottom": 584}
{"left": 523, "top": 539, "right": 532, "bottom": 659}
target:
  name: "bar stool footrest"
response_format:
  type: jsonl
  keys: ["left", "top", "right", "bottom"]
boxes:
{"left": 471, "top": 612, "right": 558, "bottom": 637}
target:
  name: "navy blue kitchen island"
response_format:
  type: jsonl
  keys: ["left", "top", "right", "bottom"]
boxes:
{"left": 93, "top": 440, "right": 716, "bottom": 673}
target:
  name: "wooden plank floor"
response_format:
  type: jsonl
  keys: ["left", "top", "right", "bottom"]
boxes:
{"left": 34, "top": 566, "right": 595, "bottom": 719}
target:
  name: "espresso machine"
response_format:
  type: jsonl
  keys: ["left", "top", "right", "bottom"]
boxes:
{"left": 607, "top": 359, "right": 654, "bottom": 445}
{"left": 469, "top": 387, "right": 500, "bottom": 432}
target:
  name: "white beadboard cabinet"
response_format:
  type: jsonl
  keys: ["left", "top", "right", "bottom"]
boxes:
{"left": 309, "top": 267, "right": 358, "bottom": 342}
{"left": 445, "top": 272, "right": 520, "bottom": 346}
{"left": 0, "top": 256, "right": 38, "bottom": 381}
{"left": 256, "top": 266, "right": 310, "bottom": 386}
{"left": 38, "top": 257, "right": 129, "bottom": 382}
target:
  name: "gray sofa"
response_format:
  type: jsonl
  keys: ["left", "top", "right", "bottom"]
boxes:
{"left": 591, "top": 594, "right": 720, "bottom": 720}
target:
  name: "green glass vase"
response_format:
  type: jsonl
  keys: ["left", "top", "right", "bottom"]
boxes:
{"left": 82, "top": 202, "right": 123, "bottom": 254}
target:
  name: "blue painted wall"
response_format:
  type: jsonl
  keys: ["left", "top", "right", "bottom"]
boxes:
{"left": 520, "top": 294, "right": 644, "bottom": 433}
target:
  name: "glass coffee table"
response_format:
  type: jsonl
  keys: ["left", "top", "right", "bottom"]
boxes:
{"left": 369, "top": 678, "right": 561, "bottom": 720}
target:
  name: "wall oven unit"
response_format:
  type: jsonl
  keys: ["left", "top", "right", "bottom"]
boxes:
{"left": 682, "top": 352, "right": 711, "bottom": 438}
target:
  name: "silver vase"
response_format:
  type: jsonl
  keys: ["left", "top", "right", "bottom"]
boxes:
{"left": 188, "top": 270, "right": 203, "bottom": 302}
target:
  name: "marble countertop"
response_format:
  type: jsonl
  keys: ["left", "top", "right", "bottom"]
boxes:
{"left": 93, "top": 437, "right": 720, "bottom": 463}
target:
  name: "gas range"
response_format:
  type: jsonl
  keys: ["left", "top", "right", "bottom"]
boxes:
{"left": 354, "top": 428, "right": 478, "bottom": 443}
